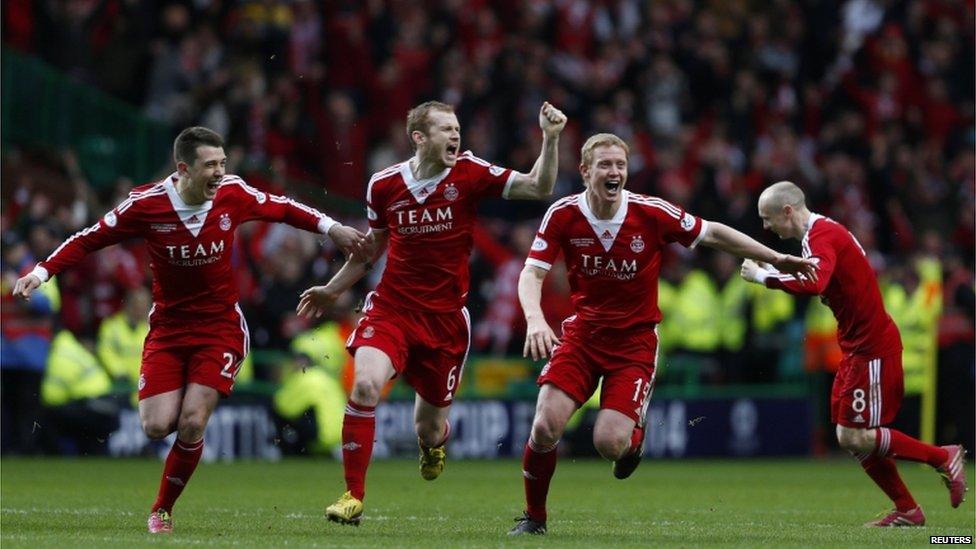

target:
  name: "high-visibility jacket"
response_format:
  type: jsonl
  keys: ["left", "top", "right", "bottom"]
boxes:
{"left": 883, "top": 263, "right": 941, "bottom": 395}
{"left": 42, "top": 330, "right": 112, "bottom": 407}
{"left": 672, "top": 270, "right": 721, "bottom": 352}
{"left": 718, "top": 276, "right": 749, "bottom": 352}
{"left": 273, "top": 365, "right": 345, "bottom": 452}
{"left": 96, "top": 312, "right": 148, "bottom": 383}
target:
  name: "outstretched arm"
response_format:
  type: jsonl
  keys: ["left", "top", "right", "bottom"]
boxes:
{"left": 232, "top": 178, "right": 368, "bottom": 259}
{"left": 701, "top": 222, "right": 817, "bottom": 281}
{"left": 505, "top": 102, "right": 567, "bottom": 200}
{"left": 296, "top": 230, "right": 389, "bottom": 319}
{"left": 518, "top": 265, "right": 560, "bottom": 360}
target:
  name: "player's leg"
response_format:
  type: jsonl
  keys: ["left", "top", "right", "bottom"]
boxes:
{"left": 414, "top": 394, "right": 451, "bottom": 480}
{"left": 831, "top": 355, "right": 924, "bottom": 526}
{"left": 149, "top": 383, "right": 219, "bottom": 525}
{"left": 510, "top": 383, "right": 579, "bottom": 536}
{"left": 138, "top": 332, "right": 189, "bottom": 534}
{"left": 593, "top": 409, "right": 637, "bottom": 461}
{"left": 837, "top": 424, "right": 921, "bottom": 524}
{"left": 326, "top": 346, "right": 396, "bottom": 525}
{"left": 595, "top": 334, "right": 656, "bottom": 479}
{"left": 139, "top": 389, "right": 183, "bottom": 440}
{"left": 412, "top": 307, "right": 468, "bottom": 480}
{"left": 848, "top": 353, "right": 964, "bottom": 510}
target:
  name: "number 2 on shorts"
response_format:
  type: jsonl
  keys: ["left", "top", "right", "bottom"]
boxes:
{"left": 220, "top": 352, "right": 238, "bottom": 379}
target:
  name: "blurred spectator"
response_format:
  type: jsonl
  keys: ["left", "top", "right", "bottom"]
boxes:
{"left": 40, "top": 329, "right": 119, "bottom": 456}
{"left": 1, "top": 230, "right": 60, "bottom": 455}
{"left": 96, "top": 286, "right": 151, "bottom": 386}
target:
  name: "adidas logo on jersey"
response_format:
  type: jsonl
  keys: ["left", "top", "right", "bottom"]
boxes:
{"left": 852, "top": 413, "right": 865, "bottom": 423}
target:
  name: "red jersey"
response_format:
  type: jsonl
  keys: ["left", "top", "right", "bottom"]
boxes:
{"left": 765, "top": 214, "right": 902, "bottom": 357}
{"left": 34, "top": 173, "right": 336, "bottom": 322}
{"left": 366, "top": 151, "right": 515, "bottom": 313}
{"left": 526, "top": 191, "right": 706, "bottom": 330}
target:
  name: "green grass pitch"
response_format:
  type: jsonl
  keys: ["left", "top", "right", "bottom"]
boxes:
{"left": 1, "top": 457, "right": 973, "bottom": 547}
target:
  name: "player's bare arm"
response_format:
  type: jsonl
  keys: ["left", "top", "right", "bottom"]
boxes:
{"left": 701, "top": 221, "right": 818, "bottom": 282}
{"left": 506, "top": 102, "right": 568, "bottom": 200}
{"left": 297, "top": 230, "right": 389, "bottom": 319}
{"left": 518, "top": 264, "right": 560, "bottom": 360}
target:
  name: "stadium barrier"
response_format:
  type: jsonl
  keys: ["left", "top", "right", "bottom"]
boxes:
{"left": 102, "top": 390, "right": 812, "bottom": 461}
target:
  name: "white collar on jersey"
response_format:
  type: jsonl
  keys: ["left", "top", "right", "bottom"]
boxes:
{"left": 804, "top": 212, "right": 823, "bottom": 238}
{"left": 164, "top": 173, "right": 214, "bottom": 238}
{"left": 399, "top": 162, "right": 451, "bottom": 204}
{"left": 578, "top": 190, "right": 630, "bottom": 252}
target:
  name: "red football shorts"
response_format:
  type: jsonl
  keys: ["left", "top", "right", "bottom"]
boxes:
{"left": 139, "top": 305, "right": 250, "bottom": 400}
{"left": 537, "top": 316, "right": 657, "bottom": 424}
{"left": 831, "top": 349, "right": 904, "bottom": 428}
{"left": 346, "top": 293, "right": 471, "bottom": 407}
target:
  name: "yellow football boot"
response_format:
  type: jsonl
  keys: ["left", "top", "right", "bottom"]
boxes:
{"left": 419, "top": 439, "right": 446, "bottom": 480}
{"left": 325, "top": 491, "right": 363, "bottom": 526}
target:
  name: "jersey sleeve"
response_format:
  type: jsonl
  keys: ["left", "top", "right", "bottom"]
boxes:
{"left": 365, "top": 174, "right": 388, "bottom": 231}
{"left": 460, "top": 151, "right": 518, "bottom": 199}
{"left": 525, "top": 200, "right": 568, "bottom": 271}
{"left": 34, "top": 196, "right": 144, "bottom": 282}
{"left": 645, "top": 197, "right": 708, "bottom": 248}
{"left": 765, "top": 225, "right": 836, "bottom": 295}
{"left": 228, "top": 176, "right": 337, "bottom": 235}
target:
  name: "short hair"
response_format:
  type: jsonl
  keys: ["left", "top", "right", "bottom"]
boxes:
{"left": 580, "top": 133, "right": 629, "bottom": 166}
{"left": 760, "top": 181, "right": 807, "bottom": 209}
{"left": 406, "top": 101, "right": 455, "bottom": 143}
{"left": 173, "top": 126, "right": 224, "bottom": 165}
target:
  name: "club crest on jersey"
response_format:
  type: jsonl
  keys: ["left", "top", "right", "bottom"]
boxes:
{"left": 531, "top": 237, "right": 548, "bottom": 251}
{"left": 362, "top": 326, "right": 375, "bottom": 339}
{"left": 219, "top": 213, "right": 232, "bottom": 231}
{"left": 103, "top": 211, "right": 118, "bottom": 227}
{"left": 680, "top": 212, "right": 695, "bottom": 231}
{"left": 443, "top": 183, "right": 459, "bottom": 201}
{"left": 630, "top": 235, "right": 645, "bottom": 253}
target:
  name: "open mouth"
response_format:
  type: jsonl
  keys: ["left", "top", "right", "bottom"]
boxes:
{"left": 604, "top": 180, "right": 621, "bottom": 195}
{"left": 446, "top": 144, "right": 458, "bottom": 160}
{"left": 206, "top": 180, "right": 221, "bottom": 193}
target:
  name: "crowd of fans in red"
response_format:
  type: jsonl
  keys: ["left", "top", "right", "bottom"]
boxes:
{"left": 2, "top": 0, "right": 972, "bottom": 357}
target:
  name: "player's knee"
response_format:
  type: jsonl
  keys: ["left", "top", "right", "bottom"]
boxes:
{"left": 350, "top": 378, "right": 382, "bottom": 406}
{"left": 593, "top": 432, "right": 629, "bottom": 461}
{"left": 142, "top": 419, "right": 175, "bottom": 440}
{"left": 530, "top": 417, "right": 563, "bottom": 447}
{"left": 177, "top": 412, "right": 209, "bottom": 441}
{"left": 836, "top": 426, "right": 871, "bottom": 452}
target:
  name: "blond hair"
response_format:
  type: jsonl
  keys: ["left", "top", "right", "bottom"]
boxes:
{"left": 406, "top": 101, "right": 455, "bottom": 147}
{"left": 580, "top": 133, "right": 629, "bottom": 166}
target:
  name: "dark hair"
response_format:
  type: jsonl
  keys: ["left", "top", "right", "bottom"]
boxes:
{"left": 173, "top": 126, "right": 224, "bottom": 165}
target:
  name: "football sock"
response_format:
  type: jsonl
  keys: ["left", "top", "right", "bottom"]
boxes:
{"left": 421, "top": 420, "right": 451, "bottom": 450}
{"left": 152, "top": 437, "right": 204, "bottom": 513}
{"left": 855, "top": 452, "right": 917, "bottom": 512}
{"left": 875, "top": 427, "right": 949, "bottom": 467}
{"left": 342, "top": 400, "right": 376, "bottom": 501}
{"left": 522, "top": 438, "right": 558, "bottom": 523}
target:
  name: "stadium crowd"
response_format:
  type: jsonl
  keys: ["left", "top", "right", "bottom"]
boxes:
{"left": 1, "top": 0, "right": 973, "bottom": 454}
